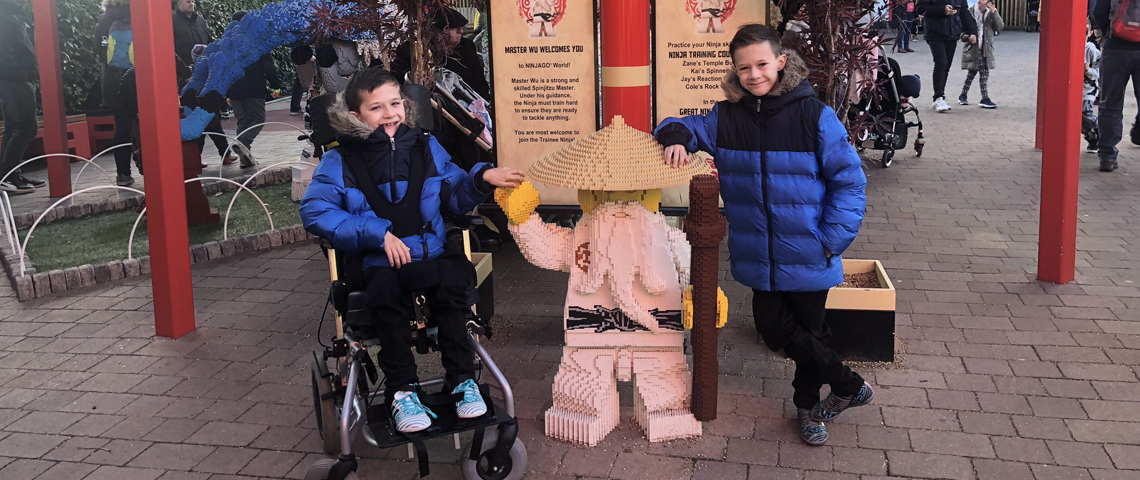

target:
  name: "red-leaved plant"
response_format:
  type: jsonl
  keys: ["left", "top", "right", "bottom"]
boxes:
{"left": 779, "top": 0, "right": 898, "bottom": 141}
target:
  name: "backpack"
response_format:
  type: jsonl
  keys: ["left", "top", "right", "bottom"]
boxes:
{"left": 1112, "top": 0, "right": 1140, "bottom": 42}
{"left": 106, "top": 19, "right": 134, "bottom": 70}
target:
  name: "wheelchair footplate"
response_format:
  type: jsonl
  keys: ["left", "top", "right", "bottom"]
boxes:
{"left": 367, "top": 383, "right": 512, "bottom": 477}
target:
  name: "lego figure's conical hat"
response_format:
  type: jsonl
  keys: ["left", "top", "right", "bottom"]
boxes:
{"left": 527, "top": 116, "right": 711, "bottom": 191}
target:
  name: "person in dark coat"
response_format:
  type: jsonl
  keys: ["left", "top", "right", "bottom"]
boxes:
{"left": 654, "top": 24, "right": 872, "bottom": 447}
{"left": 1094, "top": 0, "right": 1140, "bottom": 172}
{"left": 226, "top": 11, "right": 283, "bottom": 168}
{"left": 172, "top": 0, "right": 232, "bottom": 166}
{"left": 916, "top": 0, "right": 978, "bottom": 112}
{"left": 97, "top": 0, "right": 140, "bottom": 186}
{"left": 0, "top": 0, "right": 44, "bottom": 194}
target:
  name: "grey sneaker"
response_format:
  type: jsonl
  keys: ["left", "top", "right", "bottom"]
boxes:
{"left": 116, "top": 174, "right": 135, "bottom": 186}
{"left": 811, "top": 382, "right": 875, "bottom": 422}
{"left": 958, "top": 94, "right": 969, "bottom": 105}
{"left": 797, "top": 408, "right": 829, "bottom": 446}
{"left": 1100, "top": 161, "right": 1118, "bottom": 172}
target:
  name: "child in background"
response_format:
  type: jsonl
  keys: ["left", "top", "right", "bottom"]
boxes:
{"left": 1085, "top": 21, "right": 1102, "bottom": 153}
{"left": 959, "top": 0, "right": 1004, "bottom": 108}
{"left": 654, "top": 24, "right": 873, "bottom": 446}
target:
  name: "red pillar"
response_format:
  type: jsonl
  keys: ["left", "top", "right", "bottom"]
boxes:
{"left": 1037, "top": 0, "right": 1085, "bottom": 284}
{"left": 131, "top": 0, "right": 196, "bottom": 337}
{"left": 32, "top": 0, "right": 73, "bottom": 198}
{"left": 600, "top": 0, "right": 651, "bottom": 131}
{"left": 1034, "top": 0, "right": 1051, "bottom": 150}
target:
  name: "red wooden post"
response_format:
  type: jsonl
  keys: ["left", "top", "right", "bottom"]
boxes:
{"left": 131, "top": 0, "right": 197, "bottom": 338}
{"left": 31, "top": 0, "right": 73, "bottom": 198}
{"left": 182, "top": 141, "right": 220, "bottom": 225}
{"left": 601, "top": 0, "right": 652, "bottom": 131}
{"left": 1037, "top": 0, "right": 1085, "bottom": 284}
{"left": 1034, "top": 0, "right": 1051, "bottom": 150}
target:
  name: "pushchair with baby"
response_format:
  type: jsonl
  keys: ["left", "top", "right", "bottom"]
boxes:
{"left": 848, "top": 47, "right": 925, "bottom": 168}
{"left": 1027, "top": 0, "right": 1041, "bottom": 32}
{"left": 299, "top": 84, "right": 527, "bottom": 480}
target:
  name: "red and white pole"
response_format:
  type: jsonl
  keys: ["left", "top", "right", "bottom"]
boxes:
{"left": 600, "top": 0, "right": 652, "bottom": 131}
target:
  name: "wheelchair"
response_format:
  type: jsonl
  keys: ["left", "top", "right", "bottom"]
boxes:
{"left": 302, "top": 230, "right": 526, "bottom": 480}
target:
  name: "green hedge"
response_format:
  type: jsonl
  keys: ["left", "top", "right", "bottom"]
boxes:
{"left": 17, "top": 0, "right": 296, "bottom": 115}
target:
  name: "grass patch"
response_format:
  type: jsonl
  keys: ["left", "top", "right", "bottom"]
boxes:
{"left": 20, "top": 182, "right": 301, "bottom": 272}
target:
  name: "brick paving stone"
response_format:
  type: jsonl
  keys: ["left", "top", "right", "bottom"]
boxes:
{"left": 191, "top": 446, "right": 259, "bottom": 475}
{"left": 646, "top": 434, "right": 727, "bottom": 460}
{"left": 690, "top": 460, "right": 747, "bottom": 480}
{"left": 909, "top": 430, "right": 995, "bottom": 458}
{"left": 1103, "top": 444, "right": 1140, "bottom": 470}
{"left": 958, "top": 412, "right": 1017, "bottom": 436}
{"left": 33, "top": 461, "right": 99, "bottom": 480}
{"left": 1068, "top": 419, "right": 1140, "bottom": 445}
{"left": 43, "top": 436, "right": 109, "bottom": 462}
{"left": 746, "top": 465, "right": 806, "bottom": 480}
{"left": 0, "top": 458, "right": 54, "bottom": 479}
{"left": 0, "top": 432, "right": 66, "bottom": 458}
{"left": 185, "top": 422, "right": 267, "bottom": 447}
{"left": 885, "top": 451, "right": 974, "bottom": 480}
{"left": 84, "top": 465, "right": 164, "bottom": 480}
{"left": 556, "top": 447, "right": 618, "bottom": 478}
{"left": 991, "top": 436, "right": 1055, "bottom": 464}
{"left": 1030, "top": 464, "right": 1094, "bottom": 480}
{"left": 725, "top": 438, "right": 779, "bottom": 465}
{"left": 610, "top": 452, "right": 696, "bottom": 480}
{"left": 1046, "top": 440, "right": 1115, "bottom": 469}
{"left": 85, "top": 439, "right": 151, "bottom": 466}
{"left": 238, "top": 450, "right": 304, "bottom": 478}
{"left": 778, "top": 442, "right": 832, "bottom": 471}
{"left": 6, "top": 411, "right": 86, "bottom": 434}
{"left": 830, "top": 447, "right": 887, "bottom": 475}
{"left": 1011, "top": 415, "right": 1073, "bottom": 440}
{"left": 972, "top": 459, "right": 1035, "bottom": 480}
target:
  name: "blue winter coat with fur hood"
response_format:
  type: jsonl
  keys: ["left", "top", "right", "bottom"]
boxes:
{"left": 300, "top": 96, "right": 492, "bottom": 270}
{"left": 655, "top": 51, "right": 867, "bottom": 292}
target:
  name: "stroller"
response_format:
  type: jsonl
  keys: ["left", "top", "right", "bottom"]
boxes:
{"left": 1027, "top": 0, "right": 1041, "bottom": 32}
{"left": 849, "top": 47, "right": 925, "bottom": 168}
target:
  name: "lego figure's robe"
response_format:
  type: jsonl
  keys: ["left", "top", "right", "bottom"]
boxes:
{"left": 510, "top": 202, "right": 702, "bottom": 445}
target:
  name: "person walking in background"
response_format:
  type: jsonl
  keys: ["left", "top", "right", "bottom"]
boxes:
{"left": 893, "top": 1, "right": 916, "bottom": 53}
{"left": 226, "top": 11, "right": 282, "bottom": 169}
{"left": 0, "top": 0, "right": 45, "bottom": 194}
{"left": 916, "top": 0, "right": 978, "bottom": 113}
{"left": 172, "top": 0, "right": 233, "bottom": 166}
{"left": 290, "top": 46, "right": 316, "bottom": 116}
{"left": 96, "top": 0, "right": 140, "bottom": 186}
{"left": 1094, "top": 0, "right": 1140, "bottom": 172}
{"left": 958, "top": 0, "right": 1003, "bottom": 108}
{"left": 1084, "top": 21, "right": 1102, "bottom": 154}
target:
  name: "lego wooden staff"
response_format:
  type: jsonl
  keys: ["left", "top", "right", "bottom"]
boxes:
{"left": 684, "top": 173, "right": 727, "bottom": 422}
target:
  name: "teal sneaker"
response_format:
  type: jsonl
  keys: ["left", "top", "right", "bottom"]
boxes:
{"left": 453, "top": 379, "right": 488, "bottom": 419}
{"left": 392, "top": 390, "right": 435, "bottom": 433}
{"left": 810, "top": 382, "right": 875, "bottom": 422}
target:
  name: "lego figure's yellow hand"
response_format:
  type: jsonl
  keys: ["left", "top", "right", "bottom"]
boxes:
{"left": 716, "top": 287, "right": 728, "bottom": 328}
{"left": 682, "top": 285, "right": 728, "bottom": 329}
{"left": 494, "top": 181, "right": 540, "bottom": 225}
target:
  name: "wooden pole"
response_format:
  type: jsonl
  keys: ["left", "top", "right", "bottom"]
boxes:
{"left": 31, "top": 0, "right": 72, "bottom": 197}
{"left": 131, "top": 0, "right": 197, "bottom": 337}
{"left": 1037, "top": 0, "right": 1085, "bottom": 284}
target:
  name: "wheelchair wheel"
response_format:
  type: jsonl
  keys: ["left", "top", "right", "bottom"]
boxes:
{"left": 881, "top": 149, "right": 894, "bottom": 168}
{"left": 304, "top": 459, "right": 360, "bottom": 480}
{"left": 460, "top": 430, "right": 528, "bottom": 480}
{"left": 311, "top": 356, "right": 340, "bottom": 455}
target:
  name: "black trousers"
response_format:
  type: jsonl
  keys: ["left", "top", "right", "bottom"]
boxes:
{"left": 196, "top": 113, "right": 229, "bottom": 158}
{"left": 112, "top": 109, "right": 137, "bottom": 176}
{"left": 752, "top": 289, "right": 865, "bottom": 410}
{"left": 362, "top": 247, "right": 478, "bottom": 400}
{"left": 927, "top": 39, "right": 959, "bottom": 100}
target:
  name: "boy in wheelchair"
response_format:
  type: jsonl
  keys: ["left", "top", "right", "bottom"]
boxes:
{"left": 299, "top": 68, "right": 523, "bottom": 434}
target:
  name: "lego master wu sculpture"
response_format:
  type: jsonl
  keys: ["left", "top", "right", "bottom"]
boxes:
{"left": 494, "top": 116, "right": 717, "bottom": 446}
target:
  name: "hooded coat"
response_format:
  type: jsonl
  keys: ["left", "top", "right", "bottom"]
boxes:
{"left": 0, "top": 0, "right": 38, "bottom": 84}
{"left": 300, "top": 95, "right": 493, "bottom": 271}
{"left": 654, "top": 51, "right": 867, "bottom": 292}
{"left": 960, "top": 4, "right": 1004, "bottom": 71}
{"left": 97, "top": 0, "right": 135, "bottom": 112}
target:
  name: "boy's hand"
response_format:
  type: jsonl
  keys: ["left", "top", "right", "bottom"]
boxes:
{"left": 483, "top": 167, "right": 525, "bottom": 188}
{"left": 664, "top": 144, "right": 689, "bottom": 168}
{"left": 383, "top": 231, "right": 411, "bottom": 268}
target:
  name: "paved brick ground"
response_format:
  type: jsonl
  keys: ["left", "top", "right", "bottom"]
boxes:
{"left": 0, "top": 31, "right": 1137, "bottom": 479}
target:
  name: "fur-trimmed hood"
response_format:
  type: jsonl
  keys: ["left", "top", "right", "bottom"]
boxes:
{"left": 721, "top": 49, "right": 810, "bottom": 103}
{"left": 327, "top": 91, "right": 420, "bottom": 140}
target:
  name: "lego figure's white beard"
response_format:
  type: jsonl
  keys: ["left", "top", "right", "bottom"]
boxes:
{"left": 574, "top": 203, "right": 681, "bottom": 331}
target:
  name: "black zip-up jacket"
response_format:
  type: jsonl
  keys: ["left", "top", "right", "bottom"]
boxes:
{"left": 916, "top": 0, "right": 978, "bottom": 42}
{"left": 172, "top": 10, "right": 211, "bottom": 75}
{"left": 227, "top": 54, "right": 283, "bottom": 100}
{"left": 0, "top": 0, "right": 38, "bottom": 83}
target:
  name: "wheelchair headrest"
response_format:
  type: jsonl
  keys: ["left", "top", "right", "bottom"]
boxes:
{"left": 402, "top": 83, "right": 436, "bottom": 133}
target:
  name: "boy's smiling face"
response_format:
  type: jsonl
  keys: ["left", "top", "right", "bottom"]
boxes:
{"left": 351, "top": 82, "right": 405, "bottom": 137}
{"left": 732, "top": 41, "right": 787, "bottom": 98}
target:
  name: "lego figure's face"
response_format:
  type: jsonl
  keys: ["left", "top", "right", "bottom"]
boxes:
{"left": 578, "top": 189, "right": 662, "bottom": 215}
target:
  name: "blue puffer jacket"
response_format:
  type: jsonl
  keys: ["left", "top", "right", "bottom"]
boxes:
{"left": 655, "top": 52, "right": 867, "bottom": 292}
{"left": 300, "top": 98, "right": 492, "bottom": 270}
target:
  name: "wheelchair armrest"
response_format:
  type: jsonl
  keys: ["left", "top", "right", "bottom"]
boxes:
{"left": 449, "top": 215, "right": 485, "bottom": 229}
{"left": 346, "top": 291, "right": 370, "bottom": 326}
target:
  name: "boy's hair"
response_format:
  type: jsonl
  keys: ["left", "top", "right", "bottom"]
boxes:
{"left": 344, "top": 67, "right": 401, "bottom": 113}
{"left": 729, "top": 23, "right": 784, "bottom": 61}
